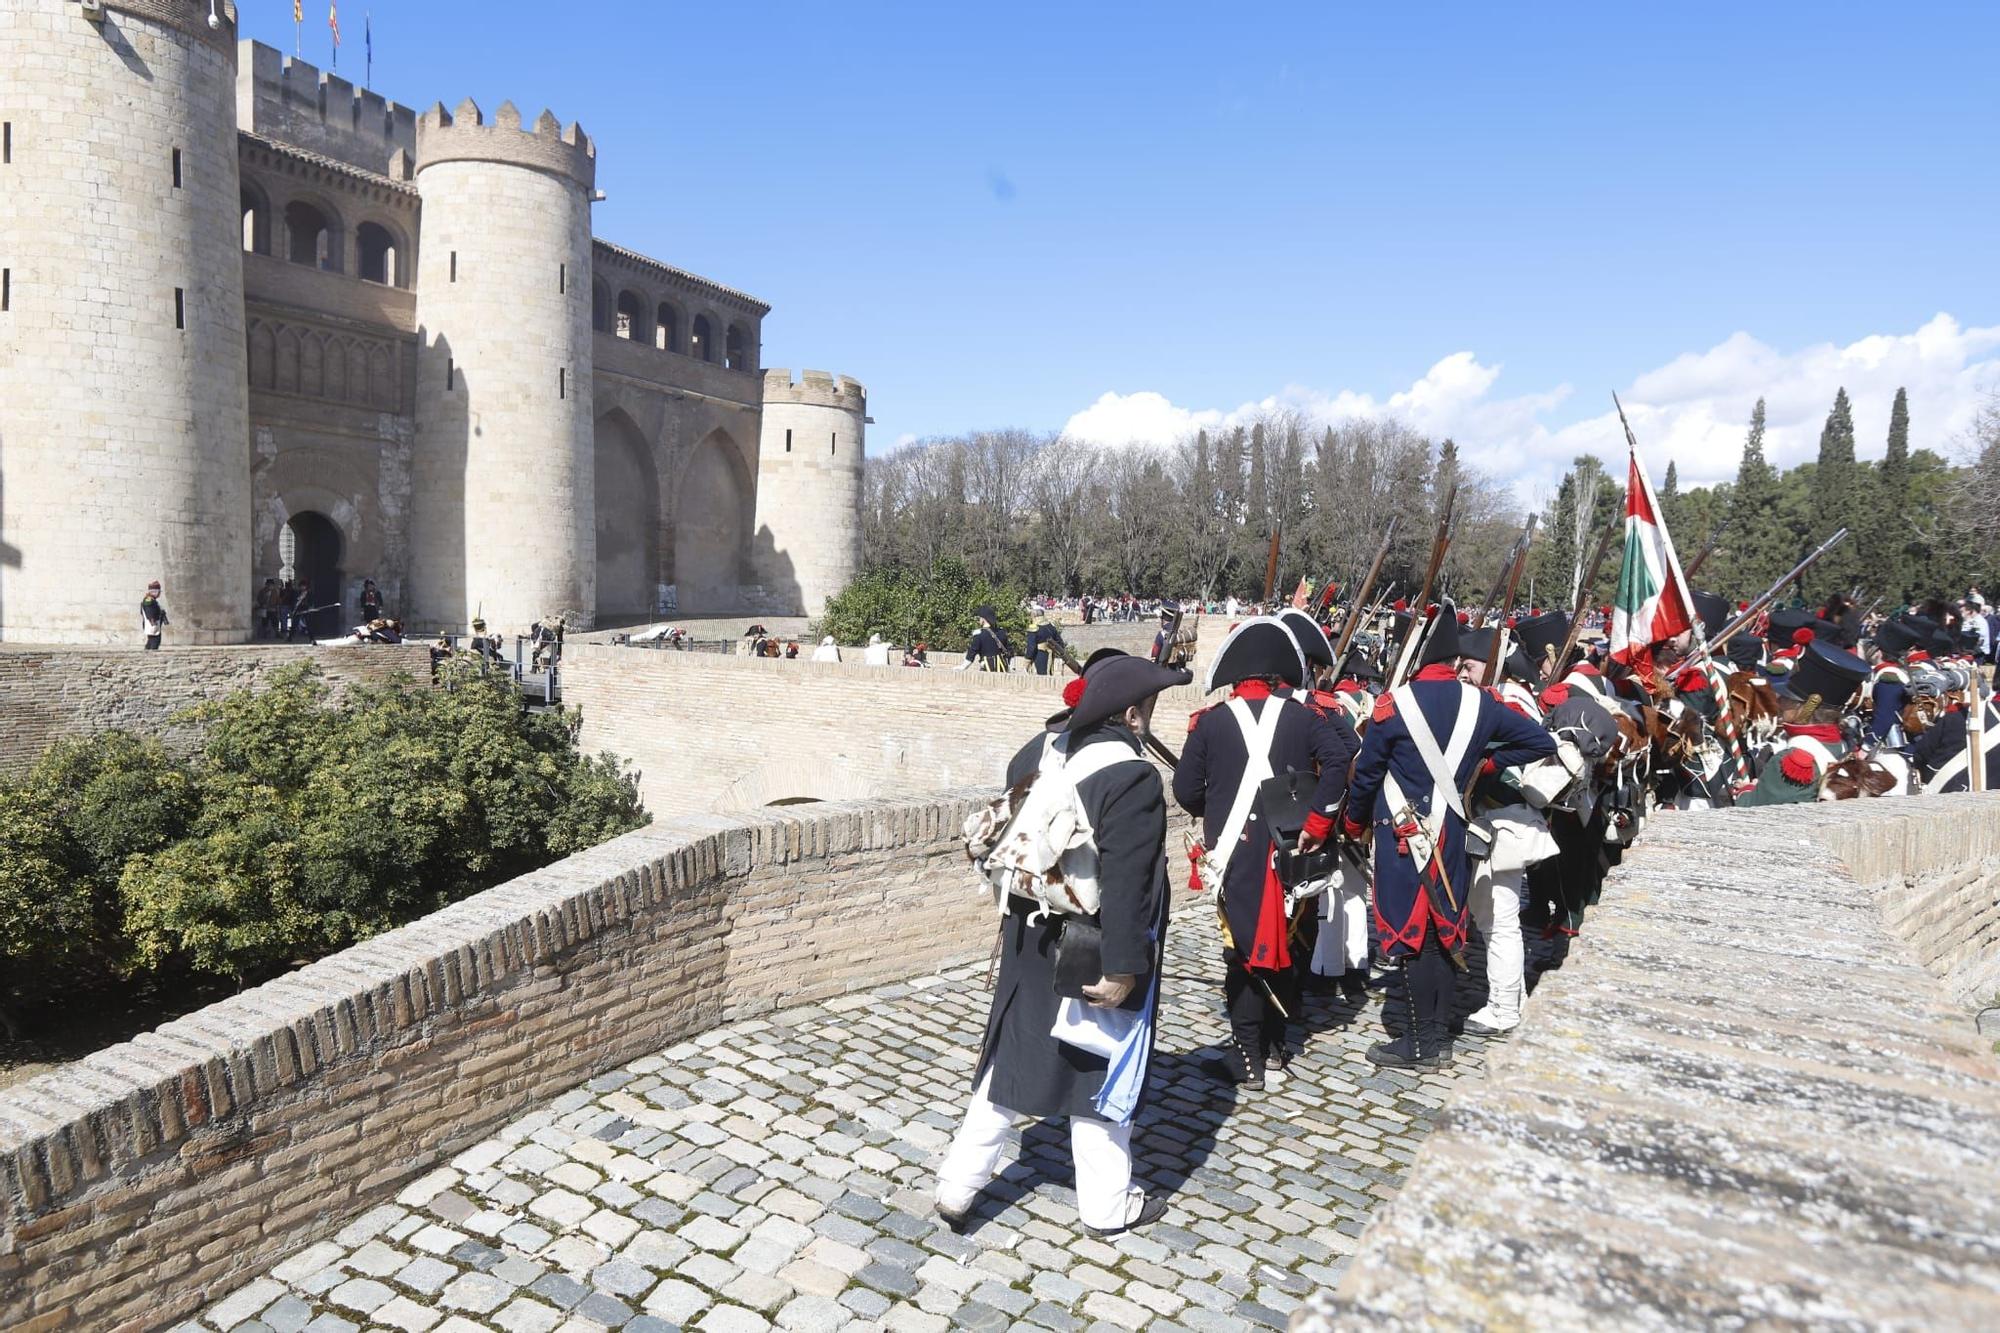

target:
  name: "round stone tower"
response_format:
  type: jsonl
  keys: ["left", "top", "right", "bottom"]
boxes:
{"left": 753, "top": 370, "right": 866, "bottom": 616}
{"left": 0, "top": 0, "right": 252, "bottom": 643}
{"left": 408, "top": 99, "right": 596, "bottom": 633}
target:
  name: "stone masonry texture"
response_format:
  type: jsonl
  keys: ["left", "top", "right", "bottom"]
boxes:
{"left": 1296, "top": 793, "right": 2000, "bottom": 1331}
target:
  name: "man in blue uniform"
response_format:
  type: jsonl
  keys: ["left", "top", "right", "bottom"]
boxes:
{"left": 1340, "top": 607, "right": 1556, "bottom": 1068}
{"left": 1174, "top": 618, "right": 1357, "bottom": 1089}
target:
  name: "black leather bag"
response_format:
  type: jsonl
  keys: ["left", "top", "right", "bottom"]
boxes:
{"left": 1258, "top": 770, "right": 1338, "bottom": 885}
{"left": 1052, "top": 918, "right": 1102, "bottom": 998}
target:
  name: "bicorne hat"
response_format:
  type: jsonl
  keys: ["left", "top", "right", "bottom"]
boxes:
{"left": 1774, "top": 640, "right": 1869, "bottom": 707}
{"left": 1065, "top": 655, "right": 1192, "bottom": 732}
{"left": 1416, "top": 602, "right": 1466, "bottom": 668}
{"left": 1204, "top": 616, "right": 1308, "bottom": 692}
{"left": 1276, "top": 608, "right": 1335, "bottom": 667}
{"left": 1690, "top": 590, "right": 1733, "bottom": 643}
{"left": 1511, "top": 611, "right": 1569, "bottom": 676}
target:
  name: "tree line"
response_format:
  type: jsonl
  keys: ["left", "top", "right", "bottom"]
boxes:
{"left": 858, "top": 389, "right": 1999, "bottom": 613}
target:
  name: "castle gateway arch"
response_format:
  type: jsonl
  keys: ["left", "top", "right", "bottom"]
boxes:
{"left": 673, "top": 429, "right": 754, "bottom": 612}
{"left": 593, "top": 411, "right": 662, "bottom": 624}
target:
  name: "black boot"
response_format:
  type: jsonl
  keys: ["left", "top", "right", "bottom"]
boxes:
{"left": 1339, "top": 967, "right": 1370, "bottom": 1002}
{"left": 1367, "top": 963, "right": 1425, "bottom": 1068}
{"left": 1201, "top": 1036, "right": 1265, "bottom": 1091}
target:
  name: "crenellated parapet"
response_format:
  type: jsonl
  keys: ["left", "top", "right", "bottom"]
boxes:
{"left": 414, "top": 99, "right": 596, "bottom": 190}
{"left": 79, "top": 0, "right": 239, "bottom": 55}
{"left": 762, "top": 367, "right": 867, "bottom": 412}
{"left": 238, "top": 40, "right": 416, "bottom": 175}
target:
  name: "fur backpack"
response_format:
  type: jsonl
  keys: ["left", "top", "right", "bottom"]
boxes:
{"left": 963, "top": 734, "right": 1147, "bottom": 923}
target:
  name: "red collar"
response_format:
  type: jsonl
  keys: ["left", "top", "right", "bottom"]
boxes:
{"left": 1231, "top": 680, "right": 1275, "bottom": 701}
{"left": 1413, "top": 663, "right": 1459, "bottom": 682}
{"left": 1781, "top": 722, "right": 1843, "bottom": 742}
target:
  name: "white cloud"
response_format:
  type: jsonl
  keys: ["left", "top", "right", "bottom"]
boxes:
{"left": 1062, "top": 313, "right": 2000, "bottom": 501}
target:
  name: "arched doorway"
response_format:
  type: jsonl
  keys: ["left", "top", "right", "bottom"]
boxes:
{"left": 282, "top": 511, "right": 344, "bottom": 639}
{"left": 594, "top": 413, "right": 660, "bottom": 623}
{"left": 674, "top": 432, "right": 749, "bottom": 611}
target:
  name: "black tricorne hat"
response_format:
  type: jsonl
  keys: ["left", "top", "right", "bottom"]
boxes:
{"left": 973, "top": 605, "right": 999, "bottom": 626}
{"left": 1416, "top": 604, "right": 1465, "bottom": 668}
{"left": 1512, "top": 611, "right": 1569, "bottom": 676}
{"left": 1774, "top": 640, "right": 1868, "bottom": 707}
{"left": 1204, "top": 616, "right": 1308, "bottom": 692}
{"left": 1065, "top": 656, "right": 1192, "bottom": 732}
{"left": 1690, "top": 590, "right": 1732, "bottom": 642}
{"left": 1334, "top": 647, "right": 1382, "bottom": 684}
{"left": 1277, "top": 608, "right": 1335, "bottom": 667}
{"left": 1082, "top": 646, "right": 1128, "bottom": 671}
{"left": 1871, "top": 615, "right": 1935, "bottom": 660}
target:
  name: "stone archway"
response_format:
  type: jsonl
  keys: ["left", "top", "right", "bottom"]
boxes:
{"left": 673, "top": 430, "right": 751, "bottom": 612}
{"left": 594, "top": 411, "right": 661, "bottom": 624}
{"left": 712, "top": 757, "right": 882, "bottom": 812}
{"left": 282, "top": 511, "right": 344, "bottom": 639}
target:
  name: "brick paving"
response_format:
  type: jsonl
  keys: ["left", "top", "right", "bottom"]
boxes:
{"left": 187, "top": 904, "right": 1493, "bottom": 1333}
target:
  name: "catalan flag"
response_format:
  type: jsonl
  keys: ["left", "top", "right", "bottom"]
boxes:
{"left": 328, "top": 2, "right": 340, "bottom": 68}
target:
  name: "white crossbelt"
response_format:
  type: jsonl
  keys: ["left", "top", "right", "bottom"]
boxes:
{"left": 1925, "top": 700, "right": 2000, "bottom": 793}
{"left": 1381, "top": 683, "right": 1479, "bottom": 848}
{"left": 1207, "top": 698, "right": 1285, "bottom": 875}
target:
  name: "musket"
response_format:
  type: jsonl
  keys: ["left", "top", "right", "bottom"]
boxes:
{"left": 1477, "top": 517, "right": 1536, "bottom": 683}
{"left": 1051, "top": 633, "right": 1182, "bottom": 768}
{"left": 1261, "top": 523, "right": 1283, "bottom": 605}
{"left": 1700, "top": 527, "right": 1850, "bottom": 657}
{"left": 1683, "top": 514, "right": 1729, "bottom": 581}
{"left": 1331, "top": 517, "right": 1399, "bottom": 659}
{"left": 1472, "top": 515, "right": 1534, "bottom": 628}
{"left": 1386, "top": 482, "right": 1459, "bottom": 690}
{"left": 1552, "top": 517, "right": 1620, "bottom": 678}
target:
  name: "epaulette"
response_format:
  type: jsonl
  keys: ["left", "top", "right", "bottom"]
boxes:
{"left": 1187, "top": 703, "right": 1217, "bottom": 735}
{"left": 1371, "top": 693, "right": 1397, "bottom": 724}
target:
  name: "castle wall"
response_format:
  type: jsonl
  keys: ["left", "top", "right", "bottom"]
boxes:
{"left": 237, "top": 40, "right": 416, "bottom": 176}
{"left": 0, "top": 0, "right": 253, "bottom": 644}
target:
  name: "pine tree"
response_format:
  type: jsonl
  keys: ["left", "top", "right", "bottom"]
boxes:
{"left": 1863, "top": 387, "right": 1912, "bottom": 603}
{"left": 1658, "top": 460, "right": 1682, "bottom": 540}
{"left": 1807, "top": 388, "right": 1861, "bottom": 603}
{"left": 1245, "top": 423, "right": 1269, "bottom": 538}
{"left": 1723, "top": 399, "right": 1783, "bottom": 598}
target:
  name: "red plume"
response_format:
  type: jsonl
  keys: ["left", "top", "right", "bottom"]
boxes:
{"left": 1504, "top": 616, "right": 1518, "bottom": 629}
{"left": 1792, "top": 628, "right": 1815, "bottom": 646}
{"left": 1062, "top": 677, "right": 1087, "bottom": 708}
{"left": 1392, "top": 599, "right": 1408, "bottom": 613}
{"left": 1539, "top": 683, "right": 1572, "bottom": 708}
{"left": 1780, "top": 750, "right": 1817, "bottom": 785}
{"left": 1425, "top": 602, "right": 1439, "bottom": 616}
{"left": 1736, "top": 601, "right": 1750, "bottom": 612}
{"left": 1456, "top": 611, "right": 1470, "bottom": 625}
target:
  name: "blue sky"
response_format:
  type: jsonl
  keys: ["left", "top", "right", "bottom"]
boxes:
{"left": 257, "top": 2, "right": 2000, "bottom": 493}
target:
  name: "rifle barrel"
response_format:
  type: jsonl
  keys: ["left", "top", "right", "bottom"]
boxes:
{"left": 1701, "top": 527, "right": 1850, "bottom": 657}
{"left": 1553, "top": 518, "right": 1620, "bottom": 676}
{"left": 1332, "top": 517, "right": 1398, "bottom": 658}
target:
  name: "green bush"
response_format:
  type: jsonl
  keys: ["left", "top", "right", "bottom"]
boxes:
{"left": 1, "top": 662, "right": 648, "bottom": 1009}
{"left": 817, "top": 556, "right": 1029, "bottom": 653}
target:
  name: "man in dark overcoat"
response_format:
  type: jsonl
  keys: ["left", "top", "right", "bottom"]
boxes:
{"left": 1174, "top": 618, "right": 1356, "bottom": 1089}
{"left": 935, "top": 654, "right": 1188, "bottom": 1236}
{"left": 1339, "top": 609, "right": 1555, "bottom": 1068}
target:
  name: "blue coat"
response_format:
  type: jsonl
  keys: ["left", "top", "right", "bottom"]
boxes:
{"left": 1343, "top": 677, "right": 1555, "bottom": 957}
{"left": 1866, "top": 667, "right": 1909, "bottom": 741}
{"left": 1173, "top": 691, "right": 1358, "bottom": 968}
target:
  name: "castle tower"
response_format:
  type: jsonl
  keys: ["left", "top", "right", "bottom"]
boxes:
{"left": 408, "top": 99, "right": 596, "bottom": 632}
{"left": 0, "top": 0, "right": 252, "bottom": 643}
{"left": 754, "top": 370, "right": 866, "bottom": 616}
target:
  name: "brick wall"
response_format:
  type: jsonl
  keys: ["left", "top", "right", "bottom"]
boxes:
{"left": 0, "top": 789, "right": 998, "bottom": 1331}
{"left": 562, "top": 643, "right": 1201, "bottom": 817}
{"left": 0, "top": 644, "right": 434, "bottom": 776}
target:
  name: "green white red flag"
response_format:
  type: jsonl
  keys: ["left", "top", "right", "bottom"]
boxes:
{"left": 1609, "top": 442, "right": 1695, "bottom": 672}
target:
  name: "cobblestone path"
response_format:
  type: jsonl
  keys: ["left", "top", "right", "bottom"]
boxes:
{"left": 189, "top": 906, "right": 1490, "bottom": 1333}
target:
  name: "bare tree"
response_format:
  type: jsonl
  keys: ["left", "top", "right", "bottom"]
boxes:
{"left": 1026, "top": 438, "right": 1102, "bottom": 595}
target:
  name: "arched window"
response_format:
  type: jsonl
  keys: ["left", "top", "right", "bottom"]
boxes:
{"left": 614, "top": 290, "right": 647, "bottom": 342}
{"left": 655, "top": 303, "right": 679, "bottom": 353}
{"left": 691, "top": 314, "right": 714, "bottom": 363}
{"left": 591, "top": 279, "right": 612, "bottom": 333}
{"left": 240, "top": 185, "right": 270, "bottom": 255}
{"left": 356, "top": 222, "right": 400, "bottom": 286}
{"left": 725, "top": 324, "right": 748, "bottom": 371}
{"left": 284, "top": 200, "right": 336, "bottom": 270}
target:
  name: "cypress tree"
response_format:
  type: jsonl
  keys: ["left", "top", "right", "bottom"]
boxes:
{"left": 1863, "top": 387, "right": 1912, "bottom": 603}
{"left": 1658, "top": 460, "right": 1682, "bottom": 538}
{"left": 1245, "top": 423, "right": 1269, "bottom": 537}
{"left": 1724, "top": 398, "right": 1783, "bottom": 597}
{"left": 1807, "top": 388, "right": 1861, "bottom": 602}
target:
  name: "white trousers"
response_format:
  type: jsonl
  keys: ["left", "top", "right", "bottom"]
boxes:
{"left": 1312, "top": 862, "right": 1370, "bottom": 976}
{"left": 1469, "top": 863, "right": 1526, "bottom": 1027}
{"left": 936, "top": 1072, "right": 1138, "bottom": 1230}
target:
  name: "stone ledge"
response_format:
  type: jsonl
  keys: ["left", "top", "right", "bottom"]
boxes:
{"left": 1313, "top": 794, "right": 2000, "bottom": 1331}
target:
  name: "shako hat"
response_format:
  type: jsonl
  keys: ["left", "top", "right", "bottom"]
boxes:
{"left": 1931, "top": 624, "right": 1961, "bottom": 656}
{"left": 1690, "top": 590, "right": 1733, "bottom": 643}
{"left": 1512, "top": 611, "right": 1569, "bottom": 675}
{"left": 1765, "top": 609, "right": 1835, "bottom": 647}
{"left": 1774, "top": 640, "right": 1868, "bottom": 706}
{"left": 1158, "top": 599, "right": 1181, "bottom": 619}
{"left": 1065, "top": 655, "right": 1191, "bottom": 732}
{"left": 1725, "top": 633, "right": 1764, "bottom": 672}
{"left": 1871, "top": 614, "right": 1935, "bottom": 660}
{"left": 1416, "top": 602, "right": 1466, "bottom": 668}
{"left": 1276, "top": 608, "right": 1335, "bottom": 667}
{"left": 1204, "top": 616, "right": 1308, "bottom": 692}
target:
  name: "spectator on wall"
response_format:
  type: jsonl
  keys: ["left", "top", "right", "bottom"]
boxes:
{"left": 140, "top": 581, "right": 169, "bottom": 650}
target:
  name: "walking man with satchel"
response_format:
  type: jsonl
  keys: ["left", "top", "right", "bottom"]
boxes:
{"left": 935, "top": 653, "right": 1190, "bottom": 1236}
{"left": 1174, "top": 617, "right": 1357, "bottom": 1090}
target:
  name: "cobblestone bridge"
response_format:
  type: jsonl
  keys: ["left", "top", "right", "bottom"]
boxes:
{"left": 187, "top": 907, "right": 1482, "bottom": 1333}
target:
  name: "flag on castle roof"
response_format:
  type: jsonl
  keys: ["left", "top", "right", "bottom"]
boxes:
{"left": 1610, "top": 435, "right": 1696, "bottom": 675}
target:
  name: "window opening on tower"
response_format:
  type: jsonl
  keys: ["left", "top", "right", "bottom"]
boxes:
{"left": 172, "top": 148, "right": 182, "bottom": 188}
{"left": 2, "top": 122, "right": 11, "bottom": 165}
{"left": 174, "top": 288, "right": 185, "bottom": 329}
{"left": 785, "top": 429, "right": 792, "bottom": 453}
{"left": 357, "top": 223, "right": 398, "bottom": 286}
{"left": 830, "top": 432, "right": 837, "bottom": 455}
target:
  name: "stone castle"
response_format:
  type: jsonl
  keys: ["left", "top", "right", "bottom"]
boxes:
{"left": 0, "top": 0, "right": 866, "bottom": 643}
